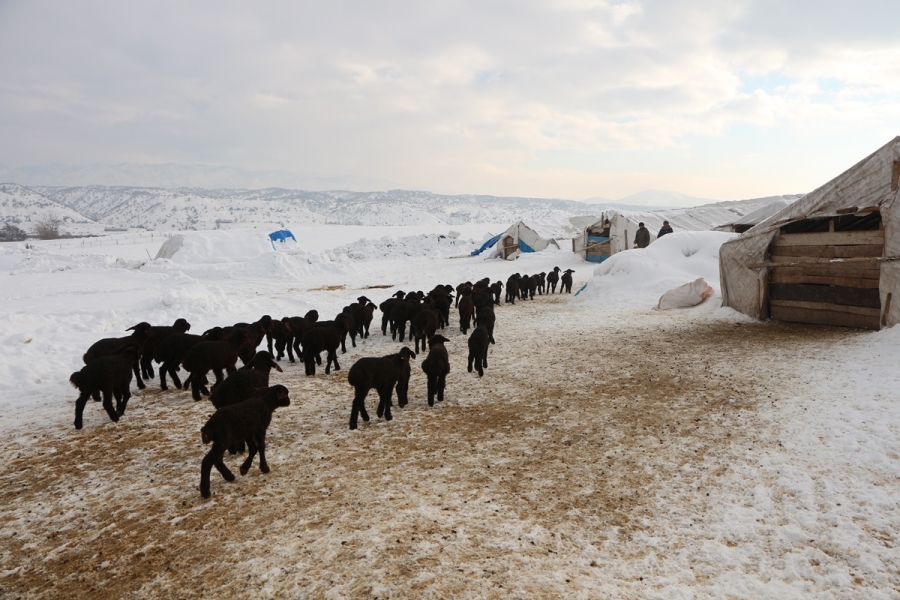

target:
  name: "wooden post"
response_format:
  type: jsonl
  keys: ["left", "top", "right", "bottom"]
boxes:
{"left": 882, "top": 292, "right": 892, "bottom": 328}
{"left": 892, "top": 160, "right": 900, "bottom": 192}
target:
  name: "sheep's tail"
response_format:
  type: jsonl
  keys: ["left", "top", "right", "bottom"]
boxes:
{"left": 69, "top": 371, "right": 83, "bottom": 389}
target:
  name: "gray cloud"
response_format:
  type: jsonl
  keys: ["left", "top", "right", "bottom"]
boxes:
{"left": 1, "top": 0, "right": 898, "bottom": 202}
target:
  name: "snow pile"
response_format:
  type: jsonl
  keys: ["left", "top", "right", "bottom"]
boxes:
{"left": 577, "top": 231, "right": 736, "bottom": 307}
{"left": 330, "top": 233, "right": 476, "bottom": 261}
{"left": 154, "top": 230, "right": 280, "bottom": 264}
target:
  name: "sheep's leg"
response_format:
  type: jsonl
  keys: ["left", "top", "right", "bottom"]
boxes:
{"left": 285, "top": 337, "right": 295, "bottom": 363}
{"left": 467, "top": 352, "right": 475, "bottom": 373}
{"left": 169, "top": 363, "right": 183, "bottom": 389}
{"left": 398, "top": 322, "right": 407, "bottom": 342}
{"left": 381, "top": 313, "right": 390, "bottom": 336}
{"left": 396, "top": 379, "right": 409, "bottom": 408}
{"left": 159, "top": 363, "right": 170, "bottom": 391}
{"left": 256, "top": 434, "right": 270, "bottom": 473}
{"left": 116, "top": 387, "right": 132, "bottom": 416}
{"left": 340, "top": 333, "right": 347, "bottom": 354}
{"left": 427, "top": 376, "right": 435, "bottom": 407}
{"left": 304, "top": 356, "right": 315, "bottom": 376}
{"left": 482, "top": 349, "right": 488, "bottom": 370}
{"left": 190, "top": 371, "right": 204, "bottom": 401}
{"left": 74, "top": 392, "right": 91, "bottom": 429}
{"left": 212, "top": 447, "right": 235, "bottom": 481}
{"left": 437, "top": 374, "right": 446, "bottom": 402}
{"left": 215, "top": 367, "right": 228, "bottom": 383}
{"left": 378, "top": 387, "right": 393, "bottom": 422}
{"left": 350, "top": 390, "right": 368, "bottom": 430}
{"left": 141, "top": 355, "right": 154, "bottom": 380}
{"left": 350, "top": 332, "right": 356, "bottom": 348}
{"left": 200, "top": 444, "right": 231, "bottom": 498}
{"left": 240, "top": 438, "right": 258, "bottom": 475}
{"left": 132, "top": 359, "right": 146, "bottom": 390}
{"left": 101, "top": 387, "right": 120, "bottom": 423}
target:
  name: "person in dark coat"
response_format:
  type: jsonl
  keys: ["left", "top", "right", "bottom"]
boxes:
{"left": 634, "top": 222, "right": 651, "bottom": 248}
{"left": 657, "top": 220, "right": 673, "bottom": 238}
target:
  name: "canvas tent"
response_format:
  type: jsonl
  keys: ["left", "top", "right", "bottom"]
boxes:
{"left": 470, "top": 220, "right": 575, "bottom": 259}
{"left": 720, "top": 136, "right": 900, "bottom": 330}
{"left": 573, "top": 197, "right": 796, "bottom": 262}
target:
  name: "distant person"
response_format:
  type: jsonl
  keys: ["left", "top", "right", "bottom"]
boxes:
{"left": 634, "top": 222, "right": 650, "bottom": 248}
{"left": 657, "top": 220, "right": 673, "bottom": 238}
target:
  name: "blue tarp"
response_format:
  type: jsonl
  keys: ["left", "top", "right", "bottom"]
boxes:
{"left": 518, "top": 240, "right": 535, "bottom": 253}
{"left": 269, "top": 229, "right": 297, "bottom": 250}
{"left": 471, "top": 233, "right": 502, "bottom": 256}
{"left": 587, "top": 235, "right": 610, "bottom": 243}
{"left": 586, "top": 255, "right": 610, "bottom": 263}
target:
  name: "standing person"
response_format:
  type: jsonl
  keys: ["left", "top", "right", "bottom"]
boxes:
{"left": 634, "top": 222, "right": 650, "bottom": 248}
{"left": 657, "top": 220, "right": 673, "bottom": 238}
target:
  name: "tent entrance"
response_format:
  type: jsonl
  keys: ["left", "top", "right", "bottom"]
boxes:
{"left": 501, "top": 235, "right": 518, "bottom": 259}
{"left": 767, "top": 211, "right": 884, "bottom": 329}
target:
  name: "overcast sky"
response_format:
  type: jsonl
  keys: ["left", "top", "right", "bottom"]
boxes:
{"left": 1, "top": 1, "right": 899, "bottom": 203}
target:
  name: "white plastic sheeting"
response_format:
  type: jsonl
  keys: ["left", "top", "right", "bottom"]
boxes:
{"left": 658, "top": 277, "right": 714, "bottom": 309}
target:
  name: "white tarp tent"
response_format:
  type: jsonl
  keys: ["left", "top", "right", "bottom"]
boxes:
{"left": 574, "top": 196, "right": 799, "bottom": 261}
{"left": 497, "top": 220, "right": 575, "bottom": 259}
{"left": 715, "top": 197, "right": 798, "bottom": 233}
{"left": 720, "top": 136, "right": 900, "bottom": 328}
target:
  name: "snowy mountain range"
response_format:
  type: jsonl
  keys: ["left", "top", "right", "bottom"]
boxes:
{"left": 0, "top": 182, "right": 800, "bottom": 234}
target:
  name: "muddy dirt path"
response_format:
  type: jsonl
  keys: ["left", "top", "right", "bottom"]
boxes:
{"left": 0, "top": 295, "right": 853, "bottom": 598}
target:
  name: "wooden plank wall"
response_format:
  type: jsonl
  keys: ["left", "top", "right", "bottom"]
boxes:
{"left": 768, "top": 227, "right": 884, "bottom": 329}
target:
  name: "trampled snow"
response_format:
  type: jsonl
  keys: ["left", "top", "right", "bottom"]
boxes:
{"left": 1, "top": 223, "right": 899, "bottom": 597}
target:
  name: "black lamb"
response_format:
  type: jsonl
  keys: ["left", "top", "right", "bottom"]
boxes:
{"left": 153, "top": 327, "right": 223, "bottom": 391}
{"left": 421, "top": 334, "right": 450, "bottom": 406}
{"left": 139, "top": 318, "right": 191, "bottom": 380}
{"left": 467, "top": 324, "right": 490, "bottom": 377}
{"left": 71, "top": 346, "right": 139, "bottom": 430}
{"left": 347, "top": 347, "right": 416, "bottom": 430}
{"left": 182, "top": 328, "right": 252, "bottom": 401}
{"left": 199, "top": 385, "right": 291, "bottom": 498}
{"left": 301, "top": 322, "right": 342, "bottom": 376}
{"left": 561, "top": 268, "right": 575, "bottom": 293}
{"left": 209, "top": 351, "right": 283, "bottom": 409}
{"left": 83, "top": 322, "right": 153, "bottom": 390}
{"left": 547, "top": 266, "right": 561, "bottom": 293}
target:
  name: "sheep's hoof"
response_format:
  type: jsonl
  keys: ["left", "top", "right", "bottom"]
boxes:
{"left": 110, "top": 413, "right": 120, "bottom": 422}
{"left": 137, "top": 381, "right": 146, "bottom": 390}
{"left": 74, "top": 420, "right": 83, "bottom": 430}
{"left": 260, "top": 465, "right": 270, "bottom": 474}
{"left": 385, "top": 413, "right": 392, "bottom": 421}
{"left": 349, "top": 423, "right": 358, "bottom": 430}
{"left": 200, "top": 489, "right": 211, "bottom": 499}
{"left": 223, "top": 472, "right": 235, "bottom": 482}
{"left": 239, "top": 466, "right": 249, "bottom": 476}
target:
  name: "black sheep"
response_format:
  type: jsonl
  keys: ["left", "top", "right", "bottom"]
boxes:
{"left": 301, "top": 323, "right": 342, "bottom": 376}
{"left": 410, "top": 308, "right": 440, "bottom": 354}
{"left": 83, "top": 322, "right": 153, "bottom": 390}
{"left": 475, "top": 306, "right": 496, "bottom": 345}
{"left": 505, "top": 274, "right": 521, "bottom": 304}
{"left": 547, "top": 266, "right": 561, "bottom": 293}
{"left": 421, "top": 334, "right": 450, "bottom": 406}
{"left": 209, "top": 351, "right": 283, "bottom": 409}
{"left": 153, "top": 327, "right": 223, "bottom": 391}
{"left": 199, "top": 385, "right": 291, "bottom": 498}
{"left": 139, "top": 318, "right": 191, "bottom": 380}
{"left": 457, "top": 289, "right": 474, "bottom": 335}
{"left": 71, "top": 346, "right": 139, "bottom": 429}
{"left": 467, "top": 324, "right": 490, "bottom": 377}
{"left": 489, "top": 281, "right": 503, "bottom": 305}
{"left": 561, "top": 269, "right": 575, "bottom": 293}
{"left": 182, "top": 329, "right": 251, "bottom": 401}
{"left": 347, "top": 347, "right": 416, "bottom": 430}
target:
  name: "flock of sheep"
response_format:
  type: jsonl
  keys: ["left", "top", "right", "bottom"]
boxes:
{"left": 69, "top": 266, "right": 576, "bottom": 497}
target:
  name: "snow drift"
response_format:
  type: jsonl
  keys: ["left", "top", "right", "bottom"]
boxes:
{"left": 577, "top": 231, "right": 736, "bottom": 307}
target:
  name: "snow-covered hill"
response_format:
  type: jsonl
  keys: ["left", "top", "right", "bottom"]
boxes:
{"left": 28, "top": 186, "right": 613, "bottom": 230}
{"left": 0, "top": 183, "right": 96, "bottom": 229}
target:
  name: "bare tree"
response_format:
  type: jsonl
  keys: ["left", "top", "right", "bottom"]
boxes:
{"left": 33, "top": 211, "right": 63, "bottom": 240}
{"left": 0, "top": 223, "right": 28, "bottom": 242}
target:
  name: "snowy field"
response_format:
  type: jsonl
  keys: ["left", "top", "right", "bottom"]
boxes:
{"left": 1, "top": 225, "right": 899, "bottom": 598}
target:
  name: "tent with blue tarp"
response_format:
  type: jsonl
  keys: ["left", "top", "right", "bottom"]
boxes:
{"left": 498, "top": 221, "right": 564, "bottom": 259}
{"left": 471, "top": 233, "right": 502, "bottom": 256}
{"left": 268, "top": 229, "right": 297, "bottom": 250}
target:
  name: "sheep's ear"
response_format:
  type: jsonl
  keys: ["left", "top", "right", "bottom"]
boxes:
{"left": 270, "top": 359, "right": 283, "bottom": 372}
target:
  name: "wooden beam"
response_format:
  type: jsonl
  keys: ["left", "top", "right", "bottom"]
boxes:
{"left": 768, "top": 256, "right": 883, "bottom": 270}
{"left": 882, "top": 292, "right": 892, "bottom": 327}
{"left": 770, "top": 304, "right": 880, "bottom": 330}
{"left": 770, "top": 244, "right": 883, "bottom": 258}
{"left": 893, "top": 160, "right": 900, "bottom": 192}
{"left": 769, "top": 283, "right": 880, "bottom": 308}
{"left": 770, "top": 299, "right": 880, "bottom": 316}
{"left": 772, "top": 230, "right": 884, "bottom": 247}
{"left": 769, "top": 270, "right": 880, "bottom": 288}
{"left": 769, "top": 264, "right": 881, "bottom": 280}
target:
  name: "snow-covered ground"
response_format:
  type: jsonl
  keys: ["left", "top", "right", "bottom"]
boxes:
{"left": 1, "top": 225, "right": 898, "bottom": 597}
